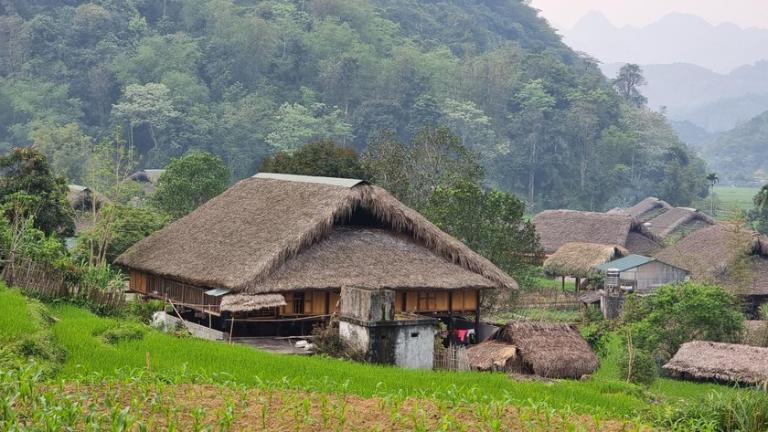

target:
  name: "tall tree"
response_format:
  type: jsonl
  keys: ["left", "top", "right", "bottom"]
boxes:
{"left": 151, "top": 151, "right": 230, "bottom": 219}
{"left": 260, "top": 140, "right": 365, "bottom": 179}
{"left": 612, "top": 64, "right": 647, "bottom": 107}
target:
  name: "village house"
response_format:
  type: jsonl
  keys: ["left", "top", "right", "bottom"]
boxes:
{"left": 664, "top": 341, "right": 768, "bottom": 385}
{"left": 655, "top": 223, "right": 768, "bottom": 316}
{"left": 115, "top": 173, "right": 517, "bottom": 345}
{"left": 608, "top": 196, "right": 671, "bottom": 223}
{"left": 532, "top": 210, "right": 663, "bottom": 256}
{"left": 542, "top": 242, "right": 628, "bottom": 290}
{"left": 596, "top": 254, "right": 689, "bottom": 293}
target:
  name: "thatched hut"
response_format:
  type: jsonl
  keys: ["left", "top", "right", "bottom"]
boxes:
{"left": 543, "top": 242, "right": 628, "bottom": 279}
{"left": 532, "top": 210, "right": 662, "bottom": 255}
{"left": 126, "top": 169, "right": 165, "bottom": 196}
{"left": 67, "top": 185, "right": 107, "bottom": 212}
{"left": 115, "top": 173, "right": 516, "bottom": 336}
{"left": 474, "top": 322, "right": 599, "bottom": 378}
{"left": 644, "top": 207, "right": 715, "bottom": 239}
{"left": 664, "top": 341, "right": 768, "bottom": 385}
{"left": 655, "top": 224, "right": 768, "bottom": 312}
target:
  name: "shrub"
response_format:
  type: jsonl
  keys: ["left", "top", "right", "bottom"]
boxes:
{"left": 124, "top": 298, "right": 166, "bottom": 323}
{"left": 620, "top": 283, "right": 744, "bottom": 360}
{"left": 655, "top": 391, "right": 768, "bottom": 432}
{"left": 95, "top": 323, "right": 146, "bottom": 344}
{"left": 311, "top": 323, "right": 363, "bottom": 360}
{"left": 617, "top": 348, "right": 657, "bottom": 386}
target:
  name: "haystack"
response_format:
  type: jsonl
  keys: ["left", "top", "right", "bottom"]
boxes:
{"left": 116, "top": 173, "right": 516, "bottom": 294}
{"left": 664, "top": 341, "right": 768, "bottom": 385}
{"left": 532, "top": 210, "right": 661, "bottom": 255}
{"left": 496, "top": 322, "right": 598, "bottom": 378}
{"left": 467, "top": 341, "right": 519, "bottom": 372}
{"left": 543, "top": 242, "right": 628, "bottom": 278}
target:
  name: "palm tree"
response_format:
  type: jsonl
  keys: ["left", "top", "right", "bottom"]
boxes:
{"left": 706, "top": 173, "right": 719, "bottom": 215}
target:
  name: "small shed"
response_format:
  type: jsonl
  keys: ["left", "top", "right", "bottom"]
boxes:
{"left": 664, "top": 341, "right": 768, "bottom": 385}
{"left": 468, "top": 322, "right": 598, "bottom": 378}
{"left": 543, "top": 242, "right": 628, "bottom": 289}
{"left": 596, "top": 254, "right": 688, "bottom": 293}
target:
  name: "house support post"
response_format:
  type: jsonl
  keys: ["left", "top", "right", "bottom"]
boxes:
{"left": 474, "top": 290, "right": 481, "bottom": 341}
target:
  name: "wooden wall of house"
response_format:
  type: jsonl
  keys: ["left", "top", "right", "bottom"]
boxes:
{"left": 130, "top": 270, "right": 478, "bottom": 317}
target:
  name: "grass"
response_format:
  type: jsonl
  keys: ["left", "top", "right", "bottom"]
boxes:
{"left": 0, "top": 287, "right": 38, "bottom": 343}
{"left": 494, "top": 307, "right": 582, "bottom": 323}
{"left": 711, "top": 186, "right": 760, "bottom": 218}
{"left": 530, "top": 276, "right": 576, "bottom": 292}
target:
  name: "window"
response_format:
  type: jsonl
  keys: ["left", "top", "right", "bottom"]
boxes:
{"left": 293, "top": 292, "right": 305, "bottom": 314}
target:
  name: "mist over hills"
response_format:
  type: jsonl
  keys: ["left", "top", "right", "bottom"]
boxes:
{"left": 566, "top": 11, "right": 768, "bottom": 74}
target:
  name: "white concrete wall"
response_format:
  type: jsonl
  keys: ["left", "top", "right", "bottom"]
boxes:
{"left": 339, "top": 320, "right": 370, "bottom": 352}
{"left": 152, "top": 312, "right": 225, "bottom": 340}
{"left": 393, "top": 324, "right": 435, "bottom": 369}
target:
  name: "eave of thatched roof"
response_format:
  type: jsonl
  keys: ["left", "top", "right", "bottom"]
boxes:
{"left": 644, "top": 207, "right": 715, "bottom": 239}
{"left": 542, "top": 242, "right": 628, "bottom": 278}
{"left": 496, "top": 322, "right": 598, "bottom": 378}
{"left": 251, "top": 227, "right": 497, "bottom": 292}
{"left": 663, "top": 341, "right": 768, "bottom": 385}
{"left": 115, "top": 174, "right": 516, "bottom": 293}
{"left": 220, "top": 294, "right": 286, "bottom": 313}
{"left": 655, "top": 224, "right": 768, "bottom": 296}
{"left": 532, "top": 210, "right": 661, "bottom": 254}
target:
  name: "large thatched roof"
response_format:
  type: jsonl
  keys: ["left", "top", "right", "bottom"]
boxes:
{"left": 115, "top": 174, "right": 516, "bottom": 293}
{"left": 655, "top": 224, "right": 768, "bottom": 296}
{"left": 532, "top": 210, "right": 661, "bottom": 255}
{"left": 220, "top": 294, "right": 286, "bottom": 313}
{"left": 496, "top": 322, "right": 598, "bottom": 378}
{"left": 542, "top": 242, "right": 628, "bottom": 278}
{"left": 644, "top": 207, "right": 715, "bottom": 239}
{"left": 664, "top": 341, "right": 768, "bottom": 385}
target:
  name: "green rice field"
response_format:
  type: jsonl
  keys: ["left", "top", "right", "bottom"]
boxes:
{"left": 713, "top": 186, "right": 760, "bottom": 212}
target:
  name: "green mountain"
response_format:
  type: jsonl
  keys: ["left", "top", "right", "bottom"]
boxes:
{"left": 702, "top": 110, "right": 768, "bottom": 185}
{"left": 0, "top": 0, "right": 706, "bottom": 209}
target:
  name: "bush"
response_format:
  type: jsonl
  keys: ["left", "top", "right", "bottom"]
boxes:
{"left": 124, "top": 298, "right": 165, "bottom": 323}
{"left": 655, "top": 391, "right": 768, "bottom": 432}
{"left": 311, "top": 323, "right": 363, "bottom": 360}
{"left": 95, "top": 323, "right": 146, "bottom": 344}
{"left": 618, "top": 348, "right": 657, "bottom": 386}
{"left": 620, "top": 283, "right": 744, "bottom": 360}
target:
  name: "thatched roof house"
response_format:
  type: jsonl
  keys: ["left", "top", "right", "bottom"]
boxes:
{"left": 126, "top": 169, "right": 165, "bottom": 195}
{"left": 542, "top": 242, "right": 628, "bottom": 278}
{"left": 644, "top": 207, "right": 715, "bottom": 239}
{"left": 67, "top": 185, "right": 107, "bottom": 212}
{"left": 609, "top": 197, "right": 672, "bottom": 223}
{"left": 664, "top": 341, "right": 768, "bottom": 385}
{"left": 486, "top": 322, "right": 599, "bottom": 378}
{"left": 655, "top": 224, "right": 768, "bottom": 297}
{"left": 532, "top": 210, "right": 662, "bottom": 255}
{"left": 116, "top": 174, "right": 516, "bottom": 334}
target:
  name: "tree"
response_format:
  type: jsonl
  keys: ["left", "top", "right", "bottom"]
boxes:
{"left": 0, "top": 148, "right": 74, "bottom": 236}
{"left": 151, "top": 151, "right": 230, "bottom": 219}
{"left": 260, "top": 140, "right": 365, "bottom": 179}
{"left": 30, "top": 123, "right": 93, "bottom": 183}
{"left": 112, "top": 83, "right": 179, "bottom": 154}
{"left": 621, "top": 282, "right": 744, "bottom": 361}
{"left": 77, "top": 204, "right": 168, "bottom": 263}
{"left": 612, "top": 64, "right": 647, "bottom": 107}
{"left": 749, "top": 184, "right": 768, "bottom": 235}
{"left": 423, "top": 180, "right": 542, "bottom": 288}
{"left": 361, "top": 130, "right": 411, "bottom": 201}
{"left": 706, "top": 173, "right": 719, "bottom": 214}
{"left": 266, "top": 101, "right": 353, "bottom": 153}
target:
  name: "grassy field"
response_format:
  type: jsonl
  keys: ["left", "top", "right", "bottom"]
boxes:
{"left": 712, "top": 186, "right": 759, "bottom": 213}
{"left": 0, "top": 287, "right": 37, "bottom": 343}
{"left": 0, "top": 285, "right": 755, "bottom": 430}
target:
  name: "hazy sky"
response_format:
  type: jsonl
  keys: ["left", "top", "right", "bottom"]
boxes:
{"left": 529, "top": 0, "right": 768, "bottom": 31}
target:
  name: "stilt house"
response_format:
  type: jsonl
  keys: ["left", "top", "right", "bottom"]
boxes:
{"left": 115, "top": 173, "right": 516, "bottom": 336}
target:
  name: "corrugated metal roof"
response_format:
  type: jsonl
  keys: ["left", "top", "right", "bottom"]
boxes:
{"left": 597, "top": 254, "right": 654, "bottom": 272}
{"left": 204, "top": 288, "right": 231, "bottom": 297}
{"left": 253, "top": 172, "right": 365, "bottom": 188}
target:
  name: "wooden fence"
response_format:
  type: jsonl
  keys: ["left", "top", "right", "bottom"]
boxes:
{"left": 434, "top": 345, "right": 470, "bottom": 371}
{"left": 3, "top": 258, "right": 125, "bottom": 312}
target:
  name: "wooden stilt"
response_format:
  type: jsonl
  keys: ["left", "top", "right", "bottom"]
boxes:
{"left": 229, "top": 315, "right": 235, "bottom": 343}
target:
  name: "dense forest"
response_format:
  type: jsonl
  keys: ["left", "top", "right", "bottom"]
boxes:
{"left": 0, "top": 0, "right": 708, "bottom": 210}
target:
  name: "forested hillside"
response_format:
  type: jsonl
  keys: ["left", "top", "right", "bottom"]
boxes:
{"left": 698, "top": 110, "right": 768, "bottom": 185}
{"left": 0, "top": 0, "right": 707, "bottom": 210}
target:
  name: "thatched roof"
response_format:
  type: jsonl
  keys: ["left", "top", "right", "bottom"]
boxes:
{"left": 532, "top": 210, "right": 661, "bottom": 254}
{"left": 115, "top": 174, "right": 516, "bottom": 293}
{"left": 467, "top": 341, "right": 519, "bottom": 372}
{"left": 496, "top": 322, "right": 598, "bottom": 378}
{"left": 655, "top": 224, "right": 768, "bottom": 296}
{"left": 623, "top": 197, "right": 672, "bottom": 222}
{"left": 663, "top": 341, "right": 768, "bottom": 385}
{"left": 220, "top": 294, "right": 286, "bottom": 313}
{"left": 644, "top": 207, "right": 715, "bottom": 239}
{"left": 128, "top": 169, "right": 165, "bottom": 184}
{"left": 542, "top": 242, "right": 628, "bottom": 278}
{"left": 742, "top": 321, "right": 768, "bottom": 347}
